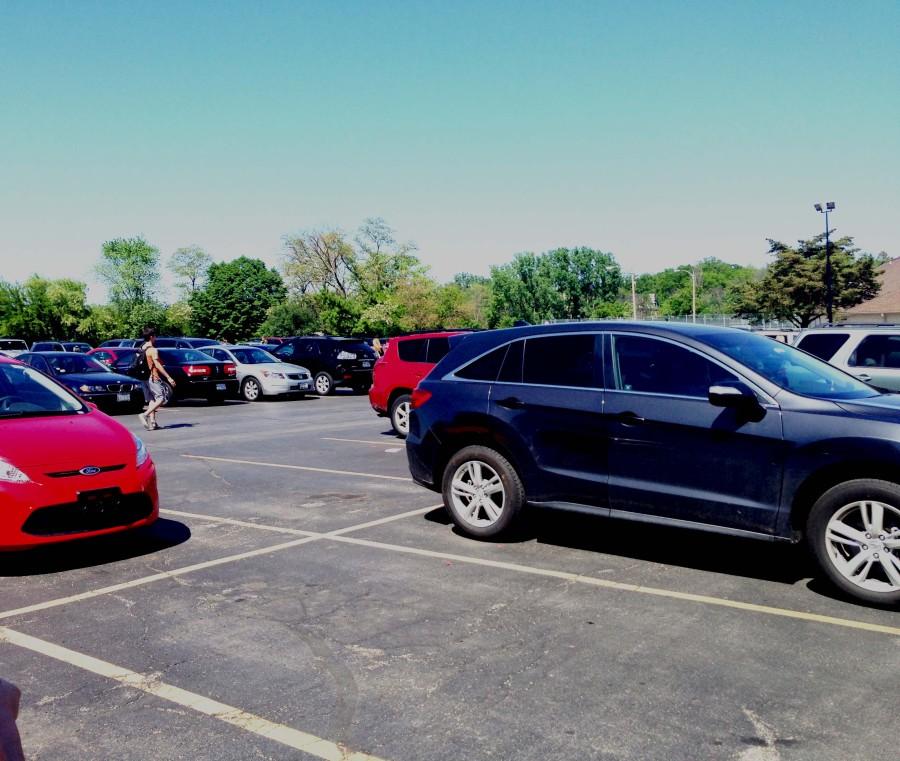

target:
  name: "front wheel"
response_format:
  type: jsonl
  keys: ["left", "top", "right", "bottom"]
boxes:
{"left": 807, "top": 479, "right": 900, "bottom": 605}
{"left": 242, "top": 377, "right": 262, "bottom": 402}
{"left": 390, "top": 394, "right": 412, "bottom": 438}
{"left": 314, "top": 372, "right": 334, "bottom": 396}
{"left": 441, "top": 445, "right": 524, "bottom": 538}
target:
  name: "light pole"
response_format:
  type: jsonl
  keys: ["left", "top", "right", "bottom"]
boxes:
{"left": 631, "top": 273, "right": 638, "bottom": 319}
{"left": 814, "top": 201, "right": 836, "bottom": 323}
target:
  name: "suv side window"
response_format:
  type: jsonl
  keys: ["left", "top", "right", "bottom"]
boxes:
{"left": 455, "top": 344, "right": 507, "bottom": 381}
{"left": 425, "top": 337, "right": 451, "bottom": 364}
{"left": 849, "top": 334, "right": 900, "bottom": 368}
{"left": 612, "top": 335, "right": 737, "bottom": 397}
{"left": 398, "top": 339, "right": 428, "bottom": 363}
{"left": 498, "top": 340, "right": 524, "bottom": 383}
{"left": 797, "top": 333, "right": 850, "bottom": 361}
{"left": 522, "top": 334, "right": 599, "bottom": 388}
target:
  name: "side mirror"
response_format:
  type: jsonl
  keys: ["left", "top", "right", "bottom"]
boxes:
{"left": 708, "top": 382, "right": 757, "bottom": 409}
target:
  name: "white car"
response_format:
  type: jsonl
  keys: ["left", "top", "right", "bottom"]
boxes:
{"left": 201, "top": 345, "right": 313, "bottom": 401}
{"left": 795, "top": 326, "right": 900, "bottom": 392}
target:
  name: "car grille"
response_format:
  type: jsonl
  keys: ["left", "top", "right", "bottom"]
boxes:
{"left": 45, "top": 464, "right": 126, "bottom": 478}
{"left": 22, "top": 492, "right": 154, "bottom": 536}
{"left": 286, "top": 373, "right": 309, "bottom": 380}
{"left": 106, "top": 383, "right": 134, "bottom": 393}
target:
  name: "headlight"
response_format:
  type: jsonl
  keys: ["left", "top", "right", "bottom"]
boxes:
{"left": 132, "top": 434, "right": 149, "bottom": 468}
{"left": 261, "top": 371, "right": 285, "bottom": 379}
{"left": 336, "top": 351, "right": 356, "bottom": 360}
{"left": 79, "top": 384, "right": 107, "bottom": 393}
{"left": 0, "top": 457, "right": 30, "bottom": 483}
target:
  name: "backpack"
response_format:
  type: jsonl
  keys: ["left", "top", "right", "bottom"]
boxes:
{"left": 132, "top": 347, "right": 151, "bottom": 380}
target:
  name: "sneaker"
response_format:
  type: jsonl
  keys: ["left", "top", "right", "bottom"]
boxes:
{"left": 138, "top": 413, "right": 151, "bottom": 431}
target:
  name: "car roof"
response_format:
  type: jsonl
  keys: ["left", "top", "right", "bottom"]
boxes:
{"left": 393, "top": 331, "right": 468, "bottom": 341}
{"left": 23, "top": 351, "right": 91, "bottom": 357}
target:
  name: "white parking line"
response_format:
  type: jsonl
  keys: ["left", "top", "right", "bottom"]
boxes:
{"left": 182, "top": 454, "right": 412, "bottom": 482}
{"left": 322, "top": 437, "right": 402, "bottom": 447}
{"left": 0, "top": 626, "right": 387, "bottom": 761}
{"left": 162, "top": 510, "right": 900, "bottom": 638}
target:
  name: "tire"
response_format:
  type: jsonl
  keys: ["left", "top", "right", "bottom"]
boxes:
{"left": 807, "top": 478, "right": 900, "bottom": 605}
{"left": 241, "top": 377, "right": 262, "bottom": 402}
{"left": 390, "top": 394, "right": 412, "bottom": 438}
{"left": 441, "top": 445, "right": 524, "bottom": 539}
{"left": 314, "top": 372, "right": 334, "bottom": 396}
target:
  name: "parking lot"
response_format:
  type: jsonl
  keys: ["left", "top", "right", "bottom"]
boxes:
{"left": 1, "top": 393, "right": 897, "bottom": 761}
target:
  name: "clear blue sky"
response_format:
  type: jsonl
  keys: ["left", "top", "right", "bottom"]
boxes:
{"left": 1, "top": 0, "right": 898, "bottom": 300}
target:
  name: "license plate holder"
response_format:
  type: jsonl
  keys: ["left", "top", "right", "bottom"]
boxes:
{"left": 216, "top": 383, "right": 226, "bottom": 391}
{"left": 116, "top": 392, "right": 131, "bottom": 402}
{"left": 77, "top": 487, "right": 122, "bottom": 511}
{"left": 361, "top": 361, "right": 371, "bottom": 368}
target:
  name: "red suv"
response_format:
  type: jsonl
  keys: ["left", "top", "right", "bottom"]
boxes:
{"left": 369, "top": 331, "right": 466, "bottom": 437}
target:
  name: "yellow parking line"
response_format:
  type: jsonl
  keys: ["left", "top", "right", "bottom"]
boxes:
{"left": 182, "top": 454, "right": 412, "bottom": 482}
{"left": 0, "top": 626, "right": 387, "bottom": 761}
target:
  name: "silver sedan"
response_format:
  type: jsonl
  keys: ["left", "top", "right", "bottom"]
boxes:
{"left": 202, "top": 345, "right": 313, "bottom": 401}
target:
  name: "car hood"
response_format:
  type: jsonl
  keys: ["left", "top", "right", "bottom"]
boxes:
{"left": 0, "top": 410, "right": 136, "bottom": 469}
{"left": 243, "top": 362, "right": 309, "bottom": 375}
{"left": 836, "top": 394, "right": 900, "bottom": 421}
{"left": 56, "top": 371, "right": 138, "bottom": 387}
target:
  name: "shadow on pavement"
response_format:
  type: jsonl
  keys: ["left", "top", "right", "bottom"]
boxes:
{"left": 425, "top": 505, "right": 812, "bottom": 586}
{"left": 0, "top": 519, "right": 191, "bottom": 577}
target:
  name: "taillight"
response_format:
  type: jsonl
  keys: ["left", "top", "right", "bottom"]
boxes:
{"left": 183, "top": 364, "right": 211, "bottom": 377}
{"left": 223, "top": 362, "right": 236, "bottom": 377}
{"left": 411, "top": 388, "right": 432, "bottom": 409}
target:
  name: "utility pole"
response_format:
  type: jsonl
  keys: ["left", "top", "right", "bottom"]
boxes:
{"left": 631, "top": 273, "right": 638, "bottom": 319}
{"left": 814, "top": 202, "right": 836, "bottom": 323}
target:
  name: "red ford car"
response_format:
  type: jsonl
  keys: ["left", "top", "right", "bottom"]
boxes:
{"left": 369, "top": 331, "right": 467, "bottom": 437}
{"left": 0, "top": 356, "right": 158, "bottom": 550}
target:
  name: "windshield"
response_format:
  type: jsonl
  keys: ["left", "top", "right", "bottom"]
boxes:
{"left": 0, "top": 363, "right": 85, "bottom": 417}
{"left": 231, "top": 348, "right": 276, "bottom": 364}
{"left": 699, "top": 331, "right": 879, "bottom": 400}
{"left": 0, "top": 340, "right": 27, "bottom": 351}
{"left": 45, "top": 354, "right": 108, "bottom": 375}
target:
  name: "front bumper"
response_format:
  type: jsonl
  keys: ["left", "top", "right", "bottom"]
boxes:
{"left": 0, "top": 461, "right": 160, "bottom": 550}
{"left": 261, "top": 377, "right": 313, "bottom": 395}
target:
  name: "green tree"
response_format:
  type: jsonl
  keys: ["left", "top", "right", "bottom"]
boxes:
{"left": 0, "top": 276, "right": 92, "bottom": 343}
{"left": 488, "top": 247, "right": 623, "bottom": 327}
{"left": 97, "top": 236, "right": 161, "bottom": 307}
{"left": 259, "top": 296, "right": 319, "bottom": 337}
{"left": 636, "top": 258, "right": 758, "bottom": 317}
{"left": 731, "top": 235, "right": 881, "bottom": 327}
{"left": 169, "top": 246, "right": 213, "bottom": 294}
{"left": 190, "top": 257, "right": 286, "bottom": 341}
{"left": 282, "top": 229, "right": 356, "bottom": 295}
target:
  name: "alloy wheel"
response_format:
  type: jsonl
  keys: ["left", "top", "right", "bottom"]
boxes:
{"left": 825, "top": 500, "right": 900, "bottom": 593}
{"left": 393, "top": 401, "right": 411, "bottom": 436}
{"left": 243, "top": 378, "right": 260, "bottom": 401}
{"left": 315, "top": 374, "right": 331, "bottom": 395}
{"left": 450, "top": 460, "right": 506, "bottom": 528}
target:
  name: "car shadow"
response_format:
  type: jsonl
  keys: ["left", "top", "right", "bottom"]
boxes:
{"left": 424, "top": 505, "right": 812, "bottom": 586}
{"left": 170, "top": 399, "right": 247, "bottom": 408}
{"left": 0, "top": 519, "right": 191, "bottom": 577}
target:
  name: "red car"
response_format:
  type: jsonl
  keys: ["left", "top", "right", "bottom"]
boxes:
{"left": 369, "top": 331, "right": 466, "bottom": 437}
{"left": 0, "top": 357, "right": 158, "bottom": 550}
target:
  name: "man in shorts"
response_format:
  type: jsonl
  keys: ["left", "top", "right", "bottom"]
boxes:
{"left": 139, "top": 327, "right": 176, "bottom": 431}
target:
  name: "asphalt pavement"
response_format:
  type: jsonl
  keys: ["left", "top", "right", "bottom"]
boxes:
{"left": 1, "top": 393, "right": 897, "bottom": 761}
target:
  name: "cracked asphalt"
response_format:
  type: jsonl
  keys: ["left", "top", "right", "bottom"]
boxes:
{"left": 1, "top": 393, "right": 897, "bottom": 761}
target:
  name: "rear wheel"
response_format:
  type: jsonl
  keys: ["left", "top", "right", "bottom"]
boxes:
{"left": 441, "top": 445, "right": 524, "bottom": 538}
{"left": 807, "top": 479, "right": 900, "bottom": 604}
{"left": 390, "top": 394, "right": 412, "bottom": 438}
{"left": 241, "top": 377, "right": 262, "bottom": 402}
{"left": 314, "top": 372, "right": 334, "bottom": 396}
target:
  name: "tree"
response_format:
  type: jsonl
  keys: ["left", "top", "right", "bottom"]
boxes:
{"left": 635, "top": 258, "right": 758, "bottom": 317}
{"left": 0, "top": 276, "right": 92, "bottom": 343}
{"left": 731, "top": 235, "right": 881, "bottom": 327}
{"left": 259, "top": 296, "right": 319, "bottom": 337}
{"left": 282, "top": 229, "right": 355, "bottom": 295}
{"left": 190, "top": 257, "right": 286, "bottom": 341}
{"left": 97, "top": 236, "right": 161, "bottom": 307}
{"left": 488, "top": 247, "right": 624, "bottom": 327}
{"left": 169, "top": 246, "right": 213, "bottom": 294}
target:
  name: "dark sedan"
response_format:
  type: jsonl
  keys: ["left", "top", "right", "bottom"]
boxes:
{"left": 17, "top": 352, "right": 144, "bottom": 411}
{"left": 156, "top": 349, "right": 238, "bottom": 403}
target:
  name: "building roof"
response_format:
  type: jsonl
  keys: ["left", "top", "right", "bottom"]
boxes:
{"left": 844, "top": 258, "right": 900, "bottom": 316}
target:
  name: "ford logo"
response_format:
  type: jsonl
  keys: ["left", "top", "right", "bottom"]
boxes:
{"left": 79, "top": 466, "right": 101, "bottom": 476}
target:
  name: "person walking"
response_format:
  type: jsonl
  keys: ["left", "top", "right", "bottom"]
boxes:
{"left": 138, "top": 327, "right": 175, "bottom": 431}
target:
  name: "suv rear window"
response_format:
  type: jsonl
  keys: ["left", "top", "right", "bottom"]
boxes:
{"left": 523, "top": 334, "right": 599, "bottom": 388}
{"left": 849, "top": 334, "right": 900, "bottom": 368}
{"left": 797, "top": 333, "right": 850, "bottom": 361}
{"left": 455, "top": 344, "right": 507, "bottom": 381}
{"left": 398, "top": 339, "right": 428, "bottom": 363}
{"left": 426, "top": 337, "right": 451, "bottom": 363}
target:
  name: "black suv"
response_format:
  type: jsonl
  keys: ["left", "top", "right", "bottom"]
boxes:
{"left": 407, "top": 322, "right": 900, "bottom": 605}
{"left": 271, "top": 336, "right": 377, "bottom": 395}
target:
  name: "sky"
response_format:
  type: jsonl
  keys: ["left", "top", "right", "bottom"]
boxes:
{"left": 1, "top": 0, "right": 898, "bottom": 301}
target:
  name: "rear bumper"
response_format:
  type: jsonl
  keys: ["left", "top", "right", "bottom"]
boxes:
{"left": 405, "top": 427, "right": 441, "bottom": 491}
{"left": 174, "top": 379, "right": 239, "bottom": 399}
{"left": 369, "top": 385, "right": 389, "bottom": 414}
{"left": 335, "top": 367, "right": 373, "bottom": 387}
{"left": 0, "top": 462, "right": 160, "bottom": 550}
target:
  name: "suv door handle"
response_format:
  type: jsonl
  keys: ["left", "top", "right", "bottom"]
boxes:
{"left": 496, "top": 397, "right": 526, "bottom": 410}
{"left": 856, "top": 373, "right": 872, "bottom": 381}
{"left": 614, "top": 411, "right": 646, "bottom": 425}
